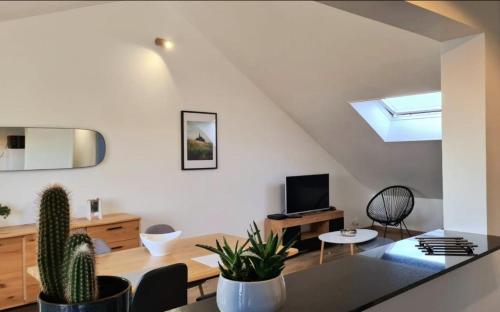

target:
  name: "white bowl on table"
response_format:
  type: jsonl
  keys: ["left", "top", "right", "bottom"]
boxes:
{"left": 140, "top": 231, "right": 182, "bottom": 256}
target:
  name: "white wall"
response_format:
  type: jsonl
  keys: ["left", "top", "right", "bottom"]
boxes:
{"left": 174, "top": 1, "right": 443, "bottom": 200}
{"left": 0, "top": 2, "right": 374, "bottom": 234}
{"left": 406, "top": 198, "right": 443, "bottom": 232}
{"left": 411, "top": 0, "right": 500, "bottom": 236}
{"left": 441, "top": 34, "right": 487, "bottom": 234}
{"left": 366, "top": 7, "right": 499, "bottom": 309}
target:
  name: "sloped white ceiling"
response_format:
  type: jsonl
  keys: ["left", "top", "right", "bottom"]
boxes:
{"left": 174, "top": 1, "right": 442, "bottom": 198}
{"left": 0, "top": 1, "right": 108, "bottom": 23}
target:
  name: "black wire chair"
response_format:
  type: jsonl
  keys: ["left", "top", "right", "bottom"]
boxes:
{"left": 366, "top": 185, "right": 414, "bottom": 239}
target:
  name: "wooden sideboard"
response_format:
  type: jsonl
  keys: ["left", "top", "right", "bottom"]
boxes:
{"left": 0, "top": 213, "right": 140, "bottom": 310}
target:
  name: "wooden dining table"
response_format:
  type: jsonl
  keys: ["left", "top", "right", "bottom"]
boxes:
{"left": 28, "top": 233, "right": 298, "bottom": 290}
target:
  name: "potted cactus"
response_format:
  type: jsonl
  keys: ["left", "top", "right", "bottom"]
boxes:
{"left": 37, "top": 185, "right": 131, "bottom": 312}
{"left": 197, "top": 222, "right": 296, "bottom": 312}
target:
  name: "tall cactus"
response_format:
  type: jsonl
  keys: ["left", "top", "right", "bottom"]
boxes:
{"left": 63, "top": 233, "right": 94, "bottom": 295}
{"left": 37, "top": 185, "right": 99, "bottom": 304}
{"left": 64, "top": 243, "right": 98, "bottom": 304}
{"left": 38, "top": 185, "right": 70, "bottom": 302}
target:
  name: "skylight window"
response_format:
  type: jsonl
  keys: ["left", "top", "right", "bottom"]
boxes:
{"left": 350, "top": 91, "right": 442, "bottom": 142}
{"left": 381, "top": 92, "right": 441, "bottom": 116}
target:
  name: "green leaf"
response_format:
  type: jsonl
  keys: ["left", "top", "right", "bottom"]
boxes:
{"left": 265, "top": 233, "right": 279, "bottom": 257}
{"left": 195, "top": 244, "right": 221, "bottom": 255}
{"left": 222, "top": 237, "right": 235, "bottom": 259}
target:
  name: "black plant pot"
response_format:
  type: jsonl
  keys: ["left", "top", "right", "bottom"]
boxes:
{"left": 39, "top": 276, "right": 131, "bottom": 312}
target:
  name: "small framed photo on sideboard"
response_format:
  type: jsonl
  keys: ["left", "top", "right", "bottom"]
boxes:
{"left": 87, "top": 198, "right": 102, "bottom": 220}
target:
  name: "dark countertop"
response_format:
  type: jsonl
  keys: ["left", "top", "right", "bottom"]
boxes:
{"left": 170, "top": 230, "right": 500, "bottom": 312}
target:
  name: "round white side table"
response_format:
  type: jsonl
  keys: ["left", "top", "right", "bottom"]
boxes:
{"left": 318, "top": 229, "right": 378, "bottom": 264}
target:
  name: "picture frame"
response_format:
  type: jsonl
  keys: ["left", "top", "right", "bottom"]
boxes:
{"left": 181, "top": 110, "right": 218, "bottom": 170}
{"left": 87, "top": 198, "right": 102, "bottom": 220}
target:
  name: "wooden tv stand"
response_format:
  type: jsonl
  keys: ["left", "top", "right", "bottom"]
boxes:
{"left": 264, "top": 209, "right": 344, "bottom": 242}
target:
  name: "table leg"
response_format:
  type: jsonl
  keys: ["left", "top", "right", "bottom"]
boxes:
{"left": 320, "top": 241, "right": 325, "bottom": 264}
{"left": 350, "top": 244, "right": 354, "bottom": 256}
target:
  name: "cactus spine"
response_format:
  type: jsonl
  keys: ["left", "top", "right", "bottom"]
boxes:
{"left": 38, "top": 185, "right": 70, "bottom": 302}
{"left": 38, "top": 185, "right": 99, "bottom": 304}
{"left": 65, "top": 243, "right": 98, "bottom": 304}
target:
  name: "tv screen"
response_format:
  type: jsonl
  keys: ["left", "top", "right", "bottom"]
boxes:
{"left": 286, "top": 174, "right": 329, "bottom": 215}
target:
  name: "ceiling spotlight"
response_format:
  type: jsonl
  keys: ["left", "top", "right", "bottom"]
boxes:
{"left": 155, "top": 37, "right": 174, "bottom": 50}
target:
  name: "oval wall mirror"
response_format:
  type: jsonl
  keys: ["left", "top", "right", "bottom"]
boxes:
{"left": 0, "top": 127, "right": 106, "bottom": 171}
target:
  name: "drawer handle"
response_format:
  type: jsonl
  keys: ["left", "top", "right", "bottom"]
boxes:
{"left": 0, "top": 283, "right": 5, "bottom": 289}
{"left": 111, "top": 246, "right": 123, "bottom": 250}
{"left": 107, "top": 226, "right": 123, "bottom": 231}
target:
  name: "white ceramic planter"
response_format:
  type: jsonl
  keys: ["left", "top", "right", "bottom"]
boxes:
{"left": 216, "top": 274, "right": 286, "bottom": 312}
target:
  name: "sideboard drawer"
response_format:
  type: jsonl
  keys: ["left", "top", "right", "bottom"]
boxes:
{"left": 86, "top": 220, "right": 139, "bottom": 244}
{"left": 0, "top": 237, "right": 23, "bottom": 275}
{"left": 107, "top": 238, "right": 140, "bottom": 252}
{"left": 24, "top": 235, "right": 40, "bottom": 303}
{"left": 25, "top": 277, "right": 40, "bottom": 304}
{"left": 24, "top": 235, "right": 37, "bottom": 265}
{"left": 0, "top": 271, "right": 23, "bottom": 309}
{"left": 71, "top": 227, "right": 87, "bottom": 235}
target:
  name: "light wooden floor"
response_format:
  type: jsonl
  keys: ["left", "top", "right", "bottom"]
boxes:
{"left": 8, "top": 226, "right": 417, "bottom": 311}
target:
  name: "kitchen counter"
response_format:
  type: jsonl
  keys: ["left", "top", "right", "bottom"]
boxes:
{"left": 170, "top": 229, "right": 500, "bottom": 312}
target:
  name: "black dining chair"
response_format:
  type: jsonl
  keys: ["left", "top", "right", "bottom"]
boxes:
{"left": 131, "top": 263, "right": 188, "bottom": 312}
{"left": 366, "top": 185, "right": 414, "bottom": 239}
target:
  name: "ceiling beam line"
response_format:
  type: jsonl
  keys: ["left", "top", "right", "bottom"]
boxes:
{"left": 319, "top": 1, "right": 479, "bottom": 42}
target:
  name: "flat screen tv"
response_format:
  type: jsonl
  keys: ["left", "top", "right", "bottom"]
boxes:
{"left": 286, "top": 174, "right": 329, "bottom": 215}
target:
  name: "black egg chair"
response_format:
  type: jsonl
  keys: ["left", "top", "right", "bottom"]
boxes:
{"left": 366, "top": 185, "right": 414, "bottom": 238}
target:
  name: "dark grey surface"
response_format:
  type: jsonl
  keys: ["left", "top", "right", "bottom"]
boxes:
{"left": 169, "top": 230, "right": 500, "bottom": 312}
{"left": 145, "top": 224, "right": 175, "bottom": 234}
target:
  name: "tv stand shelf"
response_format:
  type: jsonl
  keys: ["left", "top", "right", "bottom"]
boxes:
{"left": 301, "top": 230, "right": 324, "bottom": 240}
{"left": 265, "top": 210, "right": 344, "bottom": 252}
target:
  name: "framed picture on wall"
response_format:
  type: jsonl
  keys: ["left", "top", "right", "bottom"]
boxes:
{"left": 181, "top": 111, "right": 218, "bottom": 170}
